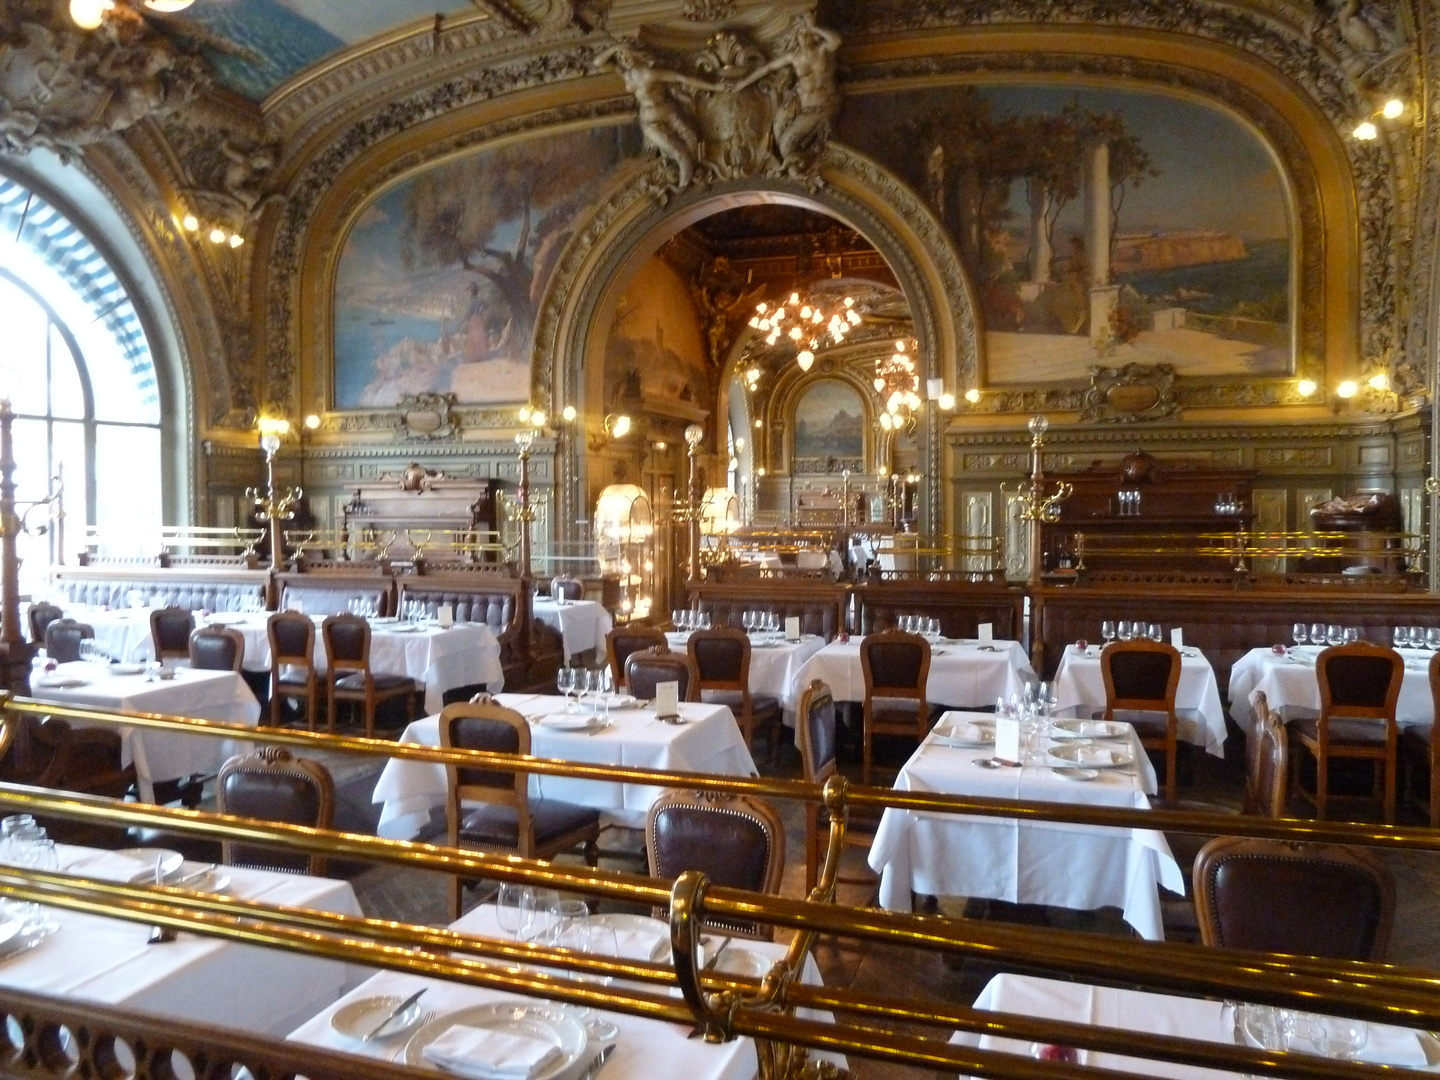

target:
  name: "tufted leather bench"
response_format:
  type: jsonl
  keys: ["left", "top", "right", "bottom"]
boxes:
{"left": 274, "top": 570, "right": 393, "bottom": 618}
{"left": 689, "top": 581, "right": 849, "bottom": 641}
{"left": 853, "top": 581, "right": 1026, "bottom": 642}
{"left": 50, "top": 568, "right": 269, "bottom": 614}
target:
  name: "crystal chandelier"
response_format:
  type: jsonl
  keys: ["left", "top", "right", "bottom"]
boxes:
{"left": 875, "top": 339, "right": 922, "bottom": 431}
{"left": 748, "top": 291, "right": 861, "bottom": 372}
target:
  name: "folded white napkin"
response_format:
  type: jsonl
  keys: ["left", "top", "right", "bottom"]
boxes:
{"left": 1071, "top": 747, "right": 1116, "bottom": 766}
{"left": 65, "top": 851, "right": 151, "bottom": 883}
{"left": 421, "top": 1025, "right": 563, "bottom": 1080}
{"left": 613, "top": 926, "right": 664, "bottom": 961}
{"left": 1074, "top": 721, "right": 1109, "bottom": 736}
{"left": 955, "top": 723, "right": 991, "bottom": 742}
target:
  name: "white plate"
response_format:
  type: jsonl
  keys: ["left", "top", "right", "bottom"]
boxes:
{"left": 933, "top": 719, "right": 995, "bottom": 748}
{"left": 404, "top": 1002, "right": 586, "bottom": 1079}
{"left": 536, "top": 713, "right": 603, "bottom": 730}
{"left": 173, "top": 861, "right": 230, "bottom": 893}
{"left": 712, "top": 946, "right": 771, "bottom": 978}
{"left": 109, "top": 662, "right": 146, "bottom": 675}
{"left": 1051, "top": 767, "right": 1101, "bottom": 782}
{"left": 34, "top": 675, "right": 88, "bottom": 689}
{"left": 386, "top": 624, "right": 422, "bottom": 634}
{"left": 115, "top": 847, "right": 185, "bottom": 883}
{"left": 331, "top": 994, "right": 426, "bottom": 1042}
{"left": 602, "top": 694, "right": 640, "bottom": 710}
{"left": 1050, "top": 719, "right": 1129, "bottom": 740}
{"left": 206, "top": 613, "right": 250, "bottom": 625}
{"left": 1047, "top": 743, "right": 1135, "bottom": 770}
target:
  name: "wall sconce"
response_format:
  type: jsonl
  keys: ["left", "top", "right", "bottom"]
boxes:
{"left": 1353, "top": 98, "right": 1405, "bottom": 140}
{"left": 176, "top": 209, "right": 244, "bottom": 248}
{"left": 964, "top": 388, "right": 981, "bottom": 404}
{"left": 603, "top": 414, "right": 632, "bottom": 439}
{"left": 1335, "top": 380, "right": 1359, "bottom": 399}
{"left": 562, "top": 405, "right": 577, "bottom": 423}
{"left": 1296, "top": 379, "right": 1318, "bottom": 398}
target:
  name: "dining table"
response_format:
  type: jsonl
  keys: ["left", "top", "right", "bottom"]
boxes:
{"left": 533, "top": 598, "right": 614, "bottom": 661}
{"left": 1051, "top": 643, "right": 1228, "bottom": 756}
{"left": 1228, "top": 645, "right": 1435, "bottom": 736}
{"left": 288, "top": 902, "right": 843, "bottom": 1080}
{"left": 788, "top": 636, "right": 1035, "bottom": 711}
{"left": 955, "top": 972, "right": 1438, "bottom": 1076}
{"left": 19, "top": 843, "right": 368, "bottom": 1037}
{"left": 28, "top": 659, "right": 262, "bottom": 802}
{"left": 372, "top": 693, "right": 758, "bottom": 838}
{"left": 664, "top": 631, "right": 828, "bottom": 711}
{"left": 866, "top": 711, "right": 1183, "bottom": 940}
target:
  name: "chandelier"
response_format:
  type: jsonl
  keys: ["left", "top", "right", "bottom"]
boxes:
{"left": 748, "top": 291, "right": 861, "bottom": 372}
{"left": 69, "top": 0, "right": 193, "bottom": 30}
{"left": 875, "top": 339, "right": 922, "bottom": 432}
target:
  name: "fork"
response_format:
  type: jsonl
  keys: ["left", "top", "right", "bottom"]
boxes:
{"left": 387, "top": 1012, "right": 435, "bottom": 1061}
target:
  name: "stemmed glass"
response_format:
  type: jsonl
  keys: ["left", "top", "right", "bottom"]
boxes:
{"left": 1342, "top": 626, "right": 1359, "bottom": 645}
{"left": 1311, "top": 1016, "right": 1369, "bottom": 1059}
{"left": 1293, "top": 623, "right": 1309, "bottom": 647}
{"left": 496, "top": 883, "right": 534, "bottom": 941}
{"left": 1147, "top": 623, "right": 1162, "bottom": 642}
{"left": 1326, "top": 624, "right": 1343, "bottom": 647}
{"left": 742, "top": 611, "right": 754, "bottom": 634}
{"left": 1117, "top": 620, "right": 1134, "bottom": 642}
{"left": 1428, "top": 628, "right": 1440, "bottom": 652}
{"left": 1393, "top": 626, "right": 1410, "bottom": 648}
{"left": 557, "top": 666, "right": 576, "bottom": 711}
{"left": 1310, "top": 622, "right": 1326, "bottom": 647}
{"left": 1100, "top": 621, "right": 1116, "bottom": 646}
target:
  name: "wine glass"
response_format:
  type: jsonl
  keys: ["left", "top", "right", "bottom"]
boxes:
{"left": 1117, "top": 620, "right": 1134, "bottom": 642}
{"left": 1312, "top": 1016, "right": 1368, "bottom": 1059}
{"left": 1342, "top": 626, "right": 1359, "bottom": 645}
{"left": 1393, "top": 626, "right": 1410, "bottom": 648}
{"left": 1100, "top": 620, "right": 1116, "bottom": 645}
{"left": 742, "top": 611, "right": 753, "bottom": 634}
{"left": 1428, "top": 628, "right": 1440, "bottom": 652}
{"left": 1147, "top": 623, "right": 1161, "bottom": 642}
{"left": 496, "top": 883, "right": 533, "bottom": 940}
{"left": 578, "top": 923, "right": 623, "bottom": 1041}
{"left": 1326, "top": 624, "right": 1343, "bottom": 647}
{"left": 1293, "top": 623, "right": 1309, "bottom": 646}
{"left": 1310, "top": 622, "right": 1326, "bottom": 647}
{"left": 557, "top": 666, "right": 575, "bottom": 710}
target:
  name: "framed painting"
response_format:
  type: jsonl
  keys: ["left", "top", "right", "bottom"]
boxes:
{"left": 793, "top": 379, "right": 866, "bottom": 470}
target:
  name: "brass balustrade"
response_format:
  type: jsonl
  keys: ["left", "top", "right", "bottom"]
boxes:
{"left": 3, "top": 696, "right": 1440, "bottom": 1078}
{"left": 1069, "top": 529, "right": 1424, "bottom": 579}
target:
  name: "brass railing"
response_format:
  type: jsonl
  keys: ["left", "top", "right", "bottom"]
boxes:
{"left": 2, "top": 696, "right": 1439, "bottom": 1079}
{"left": 1070, "top": 529, "right": 1423, "bottom": 580}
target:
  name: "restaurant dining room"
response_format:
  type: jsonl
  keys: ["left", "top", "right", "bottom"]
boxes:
{"left": 1, "top": 0, "right": 1440, "bottom": 1078}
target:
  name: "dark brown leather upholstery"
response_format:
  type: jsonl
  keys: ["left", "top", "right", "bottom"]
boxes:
{"left": 1400, "top": 652, "right": 1440, "bottom": 825}
{"left": 1100, "top": 640, "right": 1182, "bottom": 802}
{"left": 440, "top": 701, "right": 600, "bottom": 920}
{"left": 688, "top": 581, "right": 848, "bottom": 641}
{"left": 645, "top": 788, "right": 785, "bottom": 938}
{"left": 1193, "top": 837, "right": 1394, "bottom": 960}
{"left": 0, "top": 714, "right": 134, "bottom": 845}
{"left": 605, "top": 626, "right": 667, "bottom": 689}
{"left": 150, "top": 607, "right": 195, "bottom": 663}
{"left": 322, "top": 613, "right": 419, "bottom": 737}
{"left": 26, "top": 603, "right": 62, "bottom": 645}
{"left": 688, "top": 627, "right": 781, "bottom": 756}
{"left": 551, "top": 575, "right": 584, "bottom": 601}
{"left": 267, "top": 611, "right": 319, "bottom": 729}
{"left": 44, "top": 619, "right": 93, "bottom": 664}
{"left": 216, "top": 746, "right": 334, "bottom": 875}
{"left": 189, "top": 627, "right": 244, "bottom": 672}
{"left": 860, "top": 630, "right": 933, "bottom": 785}
{"left": 854, "top": 581, "right": 1025, "bottom": 641}
{"left": 1293, "top": 642, "right": 1402, "bottom": 822}
{"left": 624, "top": 645, "right": 699, "bottom": 704}
{"left": 796, "top": 679, "right": 876, "bottom": 897}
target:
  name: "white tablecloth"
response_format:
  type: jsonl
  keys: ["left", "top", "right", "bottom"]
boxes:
{"left": 29, "top": 661, "right": 261, "bottom": 801}
{"left": 1228, "top": 646, "right": 1435, "bottom": 735}
{"left": 534, "top": 599, "right": 613, "bottom": 659}
{"left": 22, "top": 844, "right": 367, "bottom": 1037}
{"left": 790, "top": 638, "right": 1035, "bottom": 710}
{"left": 958, "top": 973, "right": 1434, "bottom": 1077}
{"left": 666, "top": 632, "right": 828, "bottom": 709}
{"left": 373, "top": 693, "right": 758, "bottom": 837}
{"left": 867, "top": 712, "right": 1182, "bottom": 940}
{"left": 75, "top": 607, "right": 157, "bottom": 664}
{"left": 288, "top": 903, "right": 840, "bottom": 1079}
{"left": 1052, "top": 644, "right": 1228, "bottom": 757}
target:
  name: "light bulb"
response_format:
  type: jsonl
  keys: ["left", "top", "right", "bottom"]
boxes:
{"left": 208, "top": 228, "right": 227, "bottom": 244}
{"left": 517, "top": 405, "right": 531, "bottom": 422}
{"left": 1354, "top": 120, "right": 1378, "bottom": 140}
{"left": 1296, "top": 379, "right": 1317, "bottom": 397}
{"left": 69, "top": 0, "right": 113, "bottom": 29}
{"left": 530, "top": 409, "right": 547, "bottom": 428}
{"left": 939, "top": 392, "right": 956, "bottom": 410}
{"left": 1368, "top": 373, "right": 1389, "bottom": 391}
{"left": 789, "top": 292, "right": 800, "bottom": 305}
{"left": 756, "top": 302, "right": 767, "bottom": 313}
{"left": 562, "top": 405, "right": 577, "bottom": 422}
{"left": 228, "top": 234, "right": 244, "bottom": 248}
{"left": 788, "top": 327, "right": 803, "bottom": 341}
{"left": 1382, "top": 99, "right": 1404, "bottom": 119}
{"left": 303, "top": 414, "right": 321, "bottom": 429}
{"left": 965, "top": 388, "right": 981, "bottom": 404}
{"left": 181, "top": 214, "right": 199, "bottom": 232}
{"left": 895, "top": 340, "right": 907, "bottom": 352}
{"left": 145, "top": 0, "right": 195, "bottom": 10}
{"left": 611, "top": 414, "right": 631, "bottom": 438}
{"left": 800, "top": 306, "right": 813, "bottom": 319}
{"left": 754, "top": 419, "right": 762, "bottom": 429}
{"left": 1336, "top": 380, "right": 1359, "bottom": 399}
{"left": 797, "top": 350, "right": 815, "bottom": 371}
{"left": 873, "top": 377, "right": 886, "bottom": 392}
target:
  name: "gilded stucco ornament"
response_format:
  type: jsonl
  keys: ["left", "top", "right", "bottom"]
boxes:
{"left": 0, "top": 1, "right": 207, "bottom": 157}
{"left": 595, "top": 13, "right": 840, "bottom": 197}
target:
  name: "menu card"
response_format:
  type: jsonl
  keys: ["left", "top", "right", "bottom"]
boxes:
{"left": 995, "top": 716, "right": 1022, "bottom": 764}
{"left": 785, "top": 616, "right": 801, "bottom": 641}
{"left": 1170, "top": 627, "right": 1184, "bottom": 648}
{"left": 655, "top": 680, "right": 680, "bottom": 717}
{"left": 437, "top": 603, "right": 455, "bottom": 628}
{"left": 977, "top": 622, "right": 993, "bottom": 644}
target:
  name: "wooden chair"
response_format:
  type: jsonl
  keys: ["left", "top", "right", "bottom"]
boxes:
{"left": 551, "top": 574, "right": 584, "bottom": 602}
{"left": 645, "top": 787, "right": 786, "bottom": 939}
{"left": 604, "top": 625, "right": 667, "bottom": 690}
{"left": 150, "top": 607, "right": 196, "bottom": 664}
{"left": 1246, "top": 703, "right": 1290, "bottom": 819}
{"left": 1193, "top": 836, "right": 1394, "bottom": 960}
{"left": 216, "top": 746, "right": 334, "bottom": 875}
{"left": 439, "top": 701, "right": 601, "bottom": 920}
{"left": 1098, "top": 639, "right": 1187, "bottom": 803}
{"left": 688, "top": 627, "right": 781, "bottom": 757}
{"left": 1292, "top": 642, "right": 1402, "bottom": 823}
{"left": 796, "top": 678, "right": 876, "bottom": 898}
{"left": 624, "top": 644, "right": 699, "bottom": 704}
{"left": 189, "top": 626, "right": 245, "bottom": 672}
{"left": 322, "top": 613, "right": 421, "bottom": 737}
{"left": 26, "top": 602, "right": 62, "bottom": 645}
{"left": 0, "top": 713, "right": 135, "bottom": 846}
{"left": 1400, "top": 651, "right": 1440, "bottom": 825}
{"left": 859, "top": 629, "right": 933, "bottom": 786}
{"left": 43, "top": 619, "right": 94, "bottom": 663}
{"left": 267, "top": 611, "right": 320, "bottom": 729}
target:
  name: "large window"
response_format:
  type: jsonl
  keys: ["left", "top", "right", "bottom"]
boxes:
{"left": 0, "top": 178, "right": 163, "bottom": 593}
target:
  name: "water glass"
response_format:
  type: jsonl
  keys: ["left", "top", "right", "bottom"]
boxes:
{"left": 557, "top": 666, "right": 576, "bottom": 709}
{"left": 1311, "top": 1016, "right": 1368, "bottom": 1059}
{"left": 0, "top": 816, "right": 37, "bottom": 866}
{"left": 1393, "top": 626, "right": 1410, "bottom": 648}
{"left": 496, "top": 883, "right": 533, "bottom": 940}
{"left": 1147, "top": 622, "right": 1161, "bottom": 642}
{"left": 1326, "top": 624, "right": 1343, "bottom": 647}
{"left": 519, "top": 889, "right": 562, "bottom": 943}
{"left": 1293, "top": 623, "right": 1308, "bottom": 646}
{"left": 995, "top": 695, "right": 1012, "bottom": 719}
{"left": 1100, "top": 620, "right": 1116, "bottom": 644}
{"left": 1428, "top": 628, "right": 1440, "bottom": 652}
{"left": 1342, "top": 626, "right": 1359, "bottom": 645}
{"left": 1414, "top": 627, "right": 1428, "bottom": 650}
{"left": 1310, "top": 622, "right": 1326, "bottom": 646}
{"left": 1117, "top": 620, "right": 1134, "bottom": 642}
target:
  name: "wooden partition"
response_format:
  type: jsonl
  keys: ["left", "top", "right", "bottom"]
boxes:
{"left": 688, "top": 580, "right": 850, "bottom": 640}
{"left": 853, "top": 580, "right": 1028, "bottom": 642}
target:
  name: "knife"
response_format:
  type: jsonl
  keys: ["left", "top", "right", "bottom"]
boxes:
{"left": 362, "top": 988, "right": 426, "bottom": 1042}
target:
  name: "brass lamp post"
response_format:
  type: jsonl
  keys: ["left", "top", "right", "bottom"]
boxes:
{"left": 245, "top": 418, "right": 301, "bottom": 571}
{"left": 514, "top": 423, "right": 539, "bottom": 579}
{"left": 683, "top": 423, "right": 705, "bottom": 584}
{"left": 1003, "top": 415, "right": 1072, "bottom": 588}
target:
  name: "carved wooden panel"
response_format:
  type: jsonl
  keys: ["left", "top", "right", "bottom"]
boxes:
{"left": 1251, "top": 488, "right": 1288, "bottom": 573}
{"left": 1004, "top": 493, "right": 1029, "bottom": 582}
{"left": 962, "top": 491, "right": 993, "bottom": 573}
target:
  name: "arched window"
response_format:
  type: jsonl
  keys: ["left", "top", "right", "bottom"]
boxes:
{"left": 0, "top": 178, "right": 163, "bottom": 591}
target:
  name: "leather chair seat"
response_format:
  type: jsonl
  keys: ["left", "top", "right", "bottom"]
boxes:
{"left": 459, "top": 799, "right": 601, "bottom": 847}
{"left": 1292, "top": 715, "right": 1389, "bottom": 746}
{"left": 703, "top": 689, "right": 780, "bottom": 716}
{"left": 275, "top": 674, "right": 315, "bottom": 691}
{"left": 334, "top": 671, "right": 415, "bottom": 692}
{"left": 1093, "top": 707, "right": 1202, "bottom": 740}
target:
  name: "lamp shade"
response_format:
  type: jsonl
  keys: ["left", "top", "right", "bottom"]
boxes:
{"left": 699, "top": 488, "right": 740, "bottom": 537}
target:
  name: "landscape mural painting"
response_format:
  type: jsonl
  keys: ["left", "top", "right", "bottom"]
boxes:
{"left": 839, "top": 85, "right": 1293, "bottom": 384}
{"left": 333, "top": 126, "right": 638, "bottom": 410}
{"left": 794, "top": 380, "right": 865, "bottom": 462}
{"left": 602, "top": 258, "right": 711, "bottom": 410}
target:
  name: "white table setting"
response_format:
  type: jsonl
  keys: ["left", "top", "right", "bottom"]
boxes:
{"left": 533, "top": 598, "right": 613, "bottom": 661}
{"left": 288, "top": 900, "right": 839, "bottom": 1080}
{"left": 0, "top": 839, "right": 367, "bottom": 1037}
{"left": 28, "top": 658, "right": 262, "bottom": 802}
{"left": 1228, "top": 644, "right": 1435, "bottom": 736}
{"left": 956, "top": 972, "right": 1439, "bottom": 1077}
{"left": 866, "top": 710, "right": 1183, "bottom": 940}
{"left": 1051, "top": 642, "right": 1228, "bottom": 757}
{"left": 788, "top": 634, "right": 1034, "bottom": 711}
{"left": 373, "top": 692, "right": 758, "bottom": 838}
{"left": 664, "top": 627, "right": 827, "bottom": 709}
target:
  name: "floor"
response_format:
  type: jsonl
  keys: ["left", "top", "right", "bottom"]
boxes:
{"left": 243, "top": 715, "right": 1440, "bottom": 1080}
